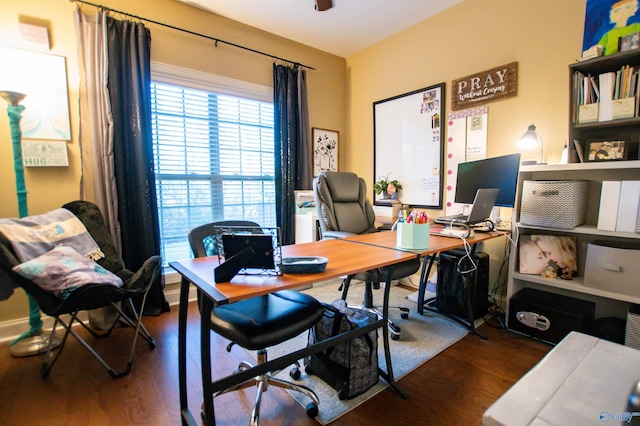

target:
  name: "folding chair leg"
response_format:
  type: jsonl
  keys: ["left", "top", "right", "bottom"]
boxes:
{"left": 42, "top": 316, "right": 71, "bottom": 378}
{"left": 119, "top": 299, "right": 156, "bottom": 348}
{"left": 42, "top": 292, "right": 156, "bottom": 379}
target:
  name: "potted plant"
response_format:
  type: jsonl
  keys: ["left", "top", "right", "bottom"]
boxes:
{"left": 373, "top": 174, "right": 402, "bottom": 199}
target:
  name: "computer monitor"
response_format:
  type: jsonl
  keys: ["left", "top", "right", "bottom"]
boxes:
{"left": 454, "top": 153, "right": 521, "bottom": 208}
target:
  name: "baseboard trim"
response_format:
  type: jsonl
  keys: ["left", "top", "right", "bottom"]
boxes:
{"left": 0, "top": 286, "right": 199, "bottom": 344}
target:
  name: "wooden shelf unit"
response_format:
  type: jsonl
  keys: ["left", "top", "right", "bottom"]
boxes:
{"left": 506, "top": 161, "right": 640, "bottom": 324}
{"left": 569, "top": 50, "right": 640, "bottom": 163}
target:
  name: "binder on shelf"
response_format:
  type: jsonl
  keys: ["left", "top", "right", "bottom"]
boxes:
{"left": 616, "top": 181, "right": 640, "bottom": 233}
{"left": 599, "top": 72, "right": 615, "bottom": 122}
{"left": 597, "top": 181, "right": 621, "bottom": 231}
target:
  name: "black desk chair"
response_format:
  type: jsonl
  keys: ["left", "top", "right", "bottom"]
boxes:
{"left": 313, "top": 171, "right": 421, "bottom": 340}
{"left": 188, "top": 221, "right": 324, "bottom": 425}
{"left": 0, "top": 200, "right": 158, "bottom": 378}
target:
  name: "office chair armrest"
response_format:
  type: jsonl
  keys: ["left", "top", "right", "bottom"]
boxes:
{"left": 320, "top": 230, "right": 356, "bottom": 239}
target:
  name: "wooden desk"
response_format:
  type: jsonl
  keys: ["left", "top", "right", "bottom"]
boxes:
{"left": 341, "top": 227, "right": 506, "bottom": 338}
{"left": 170, "top": 238, "right": 419, "bottom": 426}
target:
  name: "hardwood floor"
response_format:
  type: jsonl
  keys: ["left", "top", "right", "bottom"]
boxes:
{"left": 0, "top": 302, "right": 550, "bottom": 426}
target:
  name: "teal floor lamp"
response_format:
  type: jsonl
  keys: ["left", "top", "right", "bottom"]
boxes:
{"left": 1, "top": 90, "right": 60, "bottom": 356}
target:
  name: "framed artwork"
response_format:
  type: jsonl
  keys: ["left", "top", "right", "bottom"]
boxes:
{"left": 620, "top": 31, "right": 640, "bottom": 51}
{"left": 374, "top": 83, "right": 445, "bottom": 208}
{"left": 519, "top": 235, "right": 577, "bottom": 278}
{"left": 586, "top": 140, "right": 626, "bottom": 161}
{"left": 313, "top": 128, "right": 339, "bottom": 176}
{"left": 0, "top": 47, "right": 71, "bottom": 140}
{"left": 582, "top": 0, "right": 640, "bottom": 56}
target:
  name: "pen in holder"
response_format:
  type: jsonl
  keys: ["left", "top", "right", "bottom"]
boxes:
{"left": 396, "top": 211, "right": 429, "bottom": 249}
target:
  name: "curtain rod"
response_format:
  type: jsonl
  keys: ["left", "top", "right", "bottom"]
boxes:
{"left": 69, "top": 0, "right": 315, "bottom": 70}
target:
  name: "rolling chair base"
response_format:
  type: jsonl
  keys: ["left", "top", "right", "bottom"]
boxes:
{"left": 202, "top": 348, "right": 319, "bottom": 425}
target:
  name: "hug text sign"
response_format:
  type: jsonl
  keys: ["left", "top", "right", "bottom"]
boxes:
{"left": 451, "top": 62, "right": 517, "bottom": 111}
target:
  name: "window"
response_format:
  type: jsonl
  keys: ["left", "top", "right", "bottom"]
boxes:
{"left": 150, "top": 66, "right": 276, "bottom": 269}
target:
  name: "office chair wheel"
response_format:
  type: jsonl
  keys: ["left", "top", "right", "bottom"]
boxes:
{"left": 389, "top": 322, "right": 401, "bottom": 340}
{"left": 388, "top": 321, "right": 401, "bottom": 334}
{"left": 337, "top": 387, "right": 347, "bottom": 400}
{"left": 290, "top": 366, "right": 301, "bottom": 380}
{"left": 306, "top": 402, "right": 319, "bottom": 418}
{"left": 399, "top": 307, "right": 410, "bottom": 319}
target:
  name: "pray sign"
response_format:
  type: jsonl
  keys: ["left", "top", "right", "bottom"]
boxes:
{"left": 451, "top": 62, "right": 517, "bottom": 111}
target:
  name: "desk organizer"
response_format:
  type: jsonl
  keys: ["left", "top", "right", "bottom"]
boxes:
{"left": 396, "top": 223, "right": 429, "bottom": 250}
{"left": 282, "top": 256, "right": 328, "bottom": 274}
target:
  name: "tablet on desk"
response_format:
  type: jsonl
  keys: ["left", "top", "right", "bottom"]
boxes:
{"left": 221, "top": 234, "right": 276, "bottom": 269}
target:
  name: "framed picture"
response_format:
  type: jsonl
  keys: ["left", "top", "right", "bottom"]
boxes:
{"left": 313, "top": 128, "right": 339, "bottom": 176}
{"left": 586, "top": 140, "right": 626, "bottom": 161}
{"left": 619, "top": 31, "right": 640, "bottom": 52}
{"left": 519, "top": 235, "right": 577, "bottom": 278}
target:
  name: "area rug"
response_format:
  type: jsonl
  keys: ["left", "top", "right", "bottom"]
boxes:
{"left": 254, "top": 280, "right": 469, "bottom": 425}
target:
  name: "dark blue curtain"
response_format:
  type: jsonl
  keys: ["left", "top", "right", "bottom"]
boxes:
{"left": 273, "top": 64, "right": 300, "bottom": 245}
{"left": 106, "top": 17, "right": 168, "bottom": 315}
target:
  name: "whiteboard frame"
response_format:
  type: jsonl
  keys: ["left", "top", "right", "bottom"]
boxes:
{"left": 373, "top": 83, "right": 445, "bottom": 209}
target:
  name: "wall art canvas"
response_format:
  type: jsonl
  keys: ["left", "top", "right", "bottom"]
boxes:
{"left": 519, "top": 235, "right": 578, "bottom": 278}
{"left": 0, "top": 47, "right": 71, "bottom": 140}
{"left": 583, "top": 0, "right": 640, "bottom": 56}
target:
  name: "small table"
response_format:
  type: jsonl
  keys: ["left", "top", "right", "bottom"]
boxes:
{"left": 483, "top": 332, "right": 640, "bottom": 426}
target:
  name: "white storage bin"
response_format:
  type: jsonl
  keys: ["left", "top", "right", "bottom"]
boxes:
{"left": 520, "top": 180, "right": 589, "bottom": 229}
{"left": 584, "top": 241, "right": 640, "bottom": 298}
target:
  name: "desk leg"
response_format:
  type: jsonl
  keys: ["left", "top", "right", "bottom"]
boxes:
{"left": 417, "top": 255, "right": 437, "bottom": 316}
{"left": 200, "top": 295, "right": 216, "bottom": 426}
{"left": 379, "top": 264, "right": 408, "bottom": 399}
{"left": 178, "top": 278, "right": 197, "bottom": 426}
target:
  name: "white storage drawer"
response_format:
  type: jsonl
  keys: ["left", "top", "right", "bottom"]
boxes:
{"left": 584, "top": 240, "right": 640, "bottom": 297}
{"left": 520, "top": 180, "right": 589, "bottom": 229}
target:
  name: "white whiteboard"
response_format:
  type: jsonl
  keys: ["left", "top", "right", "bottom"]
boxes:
{"left": 374, "top": 83, "right": 445, "bottom": 208}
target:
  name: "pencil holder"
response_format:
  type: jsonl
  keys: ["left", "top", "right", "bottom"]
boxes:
{"left": 396, "top": 223, "right": 429, "bottom": 250}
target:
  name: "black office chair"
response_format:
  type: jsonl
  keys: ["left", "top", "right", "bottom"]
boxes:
{"left": 188, "top": 221, "right": 324, "bottom": 425}
{"left": 0, "top": 200, "right": 159, "bottom": 378}
{"left": 313, "top": 171, "right": 421, "bottom": 340}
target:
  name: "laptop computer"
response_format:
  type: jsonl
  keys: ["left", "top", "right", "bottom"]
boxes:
{"left": 434, "top": 188, "right": 499, "bottom": 225}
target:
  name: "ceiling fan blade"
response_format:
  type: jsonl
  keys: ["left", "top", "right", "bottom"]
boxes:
{"left": 316, "top": 0, "right": 332, "bottom": 11}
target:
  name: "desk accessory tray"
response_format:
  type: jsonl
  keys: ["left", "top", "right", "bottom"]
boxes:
{"left": 282, "top": 256, "right": 328, "bottom": 274}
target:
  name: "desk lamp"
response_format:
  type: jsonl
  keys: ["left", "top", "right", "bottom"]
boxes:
{"left": 0, "top": 90, "right": 61, "bottom": 356}
{"left": 517, "top": 124, "right": 545, "bottom": 165}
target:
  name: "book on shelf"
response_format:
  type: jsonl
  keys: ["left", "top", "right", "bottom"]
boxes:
{"left": 597, "top": 181, "right": 621, "bottom": 231}
{"left": 573, "top": 65, "right": 640, "bottom": 122}
{"left": 573, "top": 139, "right": 585, "bottom": 163}
{"left": 616, "top": 181, "right": 640, "bottom": 233}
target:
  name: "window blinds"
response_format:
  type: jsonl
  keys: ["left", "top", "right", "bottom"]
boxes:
{"left": 151, "top": 81, "right": 275, "bottom": 266}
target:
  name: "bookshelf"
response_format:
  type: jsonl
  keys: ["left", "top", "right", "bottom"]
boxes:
{"left": 569, "top": 49, "right": 640, "bottom": 163}
{"left": 506, "top": 161, "right": 640, "bottom": 332}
